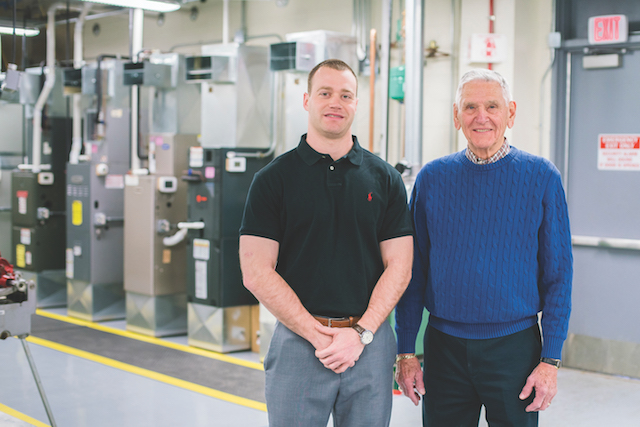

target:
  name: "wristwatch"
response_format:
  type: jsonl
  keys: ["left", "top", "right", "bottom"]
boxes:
{"left": 352, "top": 323, "right": 374, "bottom": 345}
{"left": 540, "top": 357, "right": 561, "bottom": 369}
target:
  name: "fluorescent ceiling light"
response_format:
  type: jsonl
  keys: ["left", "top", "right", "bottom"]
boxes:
{"left": 81, "top": 0, "right": 181, "bottom": 13}
{"left": 0, "top": 26, "right": 40, "bottom": 37}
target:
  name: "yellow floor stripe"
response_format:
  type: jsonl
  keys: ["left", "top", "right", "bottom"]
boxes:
{"left": 26, "top": 336, "right": 267, "bottom": 413}
{"left": 35, "top": 309, "right": 263, "bottom": 371}
{"left": 0, "top": 401, "right": 51, "bottom": 427}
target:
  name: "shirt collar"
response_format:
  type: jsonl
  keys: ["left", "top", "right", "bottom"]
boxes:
{"left": 297, "top": 134, "right": 364, "bottom": 166}
{"left": 465, "top": 138, "right": 511, "bottom": 165}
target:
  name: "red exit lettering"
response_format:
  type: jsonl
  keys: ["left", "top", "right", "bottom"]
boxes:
{"left": 589, "top": 15, "right": 628, "bottom": 45}
{"left": 594, "top": 16, "right": 621, "bottom": 42}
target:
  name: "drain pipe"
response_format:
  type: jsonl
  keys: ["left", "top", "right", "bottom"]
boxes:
{"left": 29, "top": 2, "right": 65, "bottom": 173}
{"left": 69, "top": 2, "right": 92, "bottom": 165}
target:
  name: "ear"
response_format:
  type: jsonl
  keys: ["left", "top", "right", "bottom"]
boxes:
{"left": 303, "top": 92, "right": 310, "bottom": 112}
{"left": 507, "top": 101, "right": 516, "bottom": 128}
{"left": 453, "top": 103, "right": 461, "bottom": 130}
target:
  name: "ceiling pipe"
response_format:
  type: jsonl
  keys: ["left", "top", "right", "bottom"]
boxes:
{"left": 488, "top": 0, "right": 495, "bottom": 70}
{"left": 379, "top": 0, "right": 392, "bottom": 162}
{"left": 368, "top": 28, "right": 377, "bottom": 153}
{"left": 405, "top": 0, "right": 425, "bottom": 173}
{"left": 223, "top": 0, "right": 229, "bottom": 44}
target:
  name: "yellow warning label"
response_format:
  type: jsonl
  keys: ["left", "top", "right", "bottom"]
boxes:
{"left": 72, "top": 200, "right": 83, "bottom": 226}
{"left": 16, "top": 244, "right": 26, "bottom": 268}
{"left": 162, "top": 249, "right": 171, "bottom": 264}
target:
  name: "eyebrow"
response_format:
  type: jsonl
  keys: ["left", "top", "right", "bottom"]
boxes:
{"left": 463, "top": 100, "right": 500, "bottom": 107}
{"left": 316, "top": 86, "right": 355, "bottom": 95}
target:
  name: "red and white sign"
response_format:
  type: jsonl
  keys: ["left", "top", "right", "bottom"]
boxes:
{"left": 588, "top": 15, "right": 628, "bottom": 45}
{"left": 597, "top": 134, "right": 640, "bottom": 171}
{"left": 16, "top": 190, "right": 28, "bottom": 215}
{"left": 468, "top": 33, "right": 507, "bottom": 64}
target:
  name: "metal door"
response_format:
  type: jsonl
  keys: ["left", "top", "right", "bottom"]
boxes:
{"left": 560, "top": 45, "right": 640, "bottom": 378}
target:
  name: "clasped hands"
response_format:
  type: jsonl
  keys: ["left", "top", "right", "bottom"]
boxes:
{"left": 313, "top": 323, "right": 365, "bottom": 374}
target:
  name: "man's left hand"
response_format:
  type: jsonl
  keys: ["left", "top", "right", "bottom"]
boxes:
{"left": 519, "top": 362, "right": 558, "bottom": 412}
{"left": 314, "top": 324, "right": 365, "bottom": 374}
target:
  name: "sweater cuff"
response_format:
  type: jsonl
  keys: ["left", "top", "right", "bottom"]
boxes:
{"left": 541, "top": 335, "right": 565, "bottom": 360}
{"left": 396, "top": 330, "right": 419, "bottom": 354}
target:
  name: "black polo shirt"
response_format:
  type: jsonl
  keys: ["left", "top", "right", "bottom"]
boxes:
{"left": 240, "top": 134, "right": 412, "bottom": 317}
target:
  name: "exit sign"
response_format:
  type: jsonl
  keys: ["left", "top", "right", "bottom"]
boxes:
{"left": 588, "top": 15, "right": 628, "bottom": 45}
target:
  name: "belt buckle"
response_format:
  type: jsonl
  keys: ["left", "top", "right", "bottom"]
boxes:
{"left": 327, "top": 317, "right": 348, "bottom": 327}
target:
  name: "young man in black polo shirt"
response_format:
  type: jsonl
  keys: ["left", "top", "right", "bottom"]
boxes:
{"left": 239, "top": 59, "right": 413, "bottom": 426}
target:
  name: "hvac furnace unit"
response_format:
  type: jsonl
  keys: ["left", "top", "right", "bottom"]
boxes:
{"left": 123, "top": 53, "right": 201, "bottom": 337}
{"left": 65, "top": 57, "right": 130, "bottom": 321}
{"left": 12, "top": 67, "right": 72, "bottom": 308}
{"left": 183, "top": 43, "right": 272, "bottom": 352}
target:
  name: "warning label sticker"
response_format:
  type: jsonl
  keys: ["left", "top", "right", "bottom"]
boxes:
{"left": 597, "top": 134, "right": 640, "bottom": 171}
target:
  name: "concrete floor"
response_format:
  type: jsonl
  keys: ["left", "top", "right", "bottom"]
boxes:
{"left": 1, "top": 311, "right": 639, "bottom": 427}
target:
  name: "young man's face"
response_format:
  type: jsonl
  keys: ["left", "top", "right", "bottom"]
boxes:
{"left": 453, "top": 80, "right": 516, "bottom": 158}
{"left": 304, "top": 67, "right": 358, "bottom": 140}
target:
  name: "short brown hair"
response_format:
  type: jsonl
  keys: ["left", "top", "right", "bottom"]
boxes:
{"left": 307, "top": 59, "right": 358, "bottom": 94}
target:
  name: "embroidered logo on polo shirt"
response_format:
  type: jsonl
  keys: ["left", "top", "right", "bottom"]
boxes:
{"left": 368, "top": 192, "right": 373, "bottom": 201}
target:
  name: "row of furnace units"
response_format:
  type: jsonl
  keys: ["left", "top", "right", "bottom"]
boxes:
{"left": 8, "top": 135, "right": 273, "bottom": 354}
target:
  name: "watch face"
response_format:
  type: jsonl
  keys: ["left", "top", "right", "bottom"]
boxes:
{"left": 361, "top": 330, "right": 374, "bottom": 345}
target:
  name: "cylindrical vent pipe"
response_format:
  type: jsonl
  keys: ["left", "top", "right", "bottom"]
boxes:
{"left": 404, "top": 0, "right": 425, "bottom": 172}
{"left": 69, "top": 2, "right": 92, "bottom": 165}
{"left": 30, "top": 2, "right": 65, "bottom": 173}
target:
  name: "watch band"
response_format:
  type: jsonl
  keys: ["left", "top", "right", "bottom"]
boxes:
{"left": 352, "top": 324, "right": 365, "bottom": 335}
{"left": 352, "top": 323, "right": 374, "bottom": 345}
{"left": 540, "top": 357, "right": 561, "bottom": 368}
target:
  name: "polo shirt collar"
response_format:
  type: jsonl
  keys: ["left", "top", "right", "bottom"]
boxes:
{"left": 297, "top": 134, "right": 364, "bottom": 166}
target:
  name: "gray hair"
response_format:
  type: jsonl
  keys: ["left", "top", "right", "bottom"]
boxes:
{"left": 455, "top": 69, "right": 512, "bottom": 108}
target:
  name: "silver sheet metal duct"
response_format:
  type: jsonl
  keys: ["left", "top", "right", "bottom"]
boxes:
{"left": 404, "top": 0, "right": 425, "bottom": 173}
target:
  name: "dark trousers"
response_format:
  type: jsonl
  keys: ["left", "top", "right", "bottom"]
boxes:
{"left": 422, "top": 324, "right": 541, "bottom": 427}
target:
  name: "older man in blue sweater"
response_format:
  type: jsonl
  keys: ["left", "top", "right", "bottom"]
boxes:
{"left": 395, "top": 69, "right": 572, "bottom": 427}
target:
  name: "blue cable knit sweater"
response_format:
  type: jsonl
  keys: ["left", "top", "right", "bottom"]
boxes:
{"left": 395, "top": 147, "right": 572, "bottom": 360}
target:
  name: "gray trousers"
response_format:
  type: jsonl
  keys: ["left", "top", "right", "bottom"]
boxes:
{"left": 264, "top": 321, "right": 396, "bottom": 427}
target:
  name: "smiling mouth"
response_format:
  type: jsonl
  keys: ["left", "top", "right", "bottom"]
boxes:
{"left": 474, "top": 129, "right": 492, "bottom": 133}
{"left": 325, "top": 114, "right": 344, "bottom": 119}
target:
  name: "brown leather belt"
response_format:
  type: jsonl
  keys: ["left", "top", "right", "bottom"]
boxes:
{"left": 313, "top": 315, "right": 361, "bottom": 328}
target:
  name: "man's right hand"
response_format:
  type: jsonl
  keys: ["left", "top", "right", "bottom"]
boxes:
{"left": 395, "top": 355, "right": 426, "bottom": 406}
{"left": 309, "top": 325, "right": 334, "bottom": 353}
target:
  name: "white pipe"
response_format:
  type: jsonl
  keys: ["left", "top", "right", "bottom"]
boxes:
{"left": 69, "top": 3, "right": 92, "bottom": 165}
{"left": 31, "top": 2, "right": 65, "bottom": 173}
{"left": 73, "top": 4, "right": 92, "bottom": 69}
{"left": 177, "top": 221, "right": 205, "bottom": 230}
{"left": 572, "top": 235, "right": 640, "bottom": 251}
{"left": 223, "top": 0, "right": 229, "bottom": 44}
{"left": 130, "top": 8, "right": 144, "bottom": 172}
{"left": 163, "top": 228, "right": 188, "bottom": 247}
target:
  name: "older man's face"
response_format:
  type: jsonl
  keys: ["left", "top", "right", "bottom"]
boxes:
{"left": 453, "top": 80, "right": 516, "bottom": 159}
